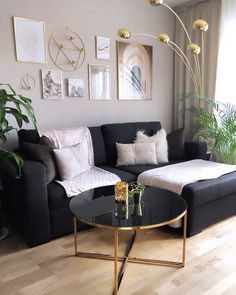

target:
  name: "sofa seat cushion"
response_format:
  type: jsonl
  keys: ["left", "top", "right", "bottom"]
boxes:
{"left": 118, "top": 161, "right": 182, "bottom": 176}
{"left": 182, "top": 171, "right": 236, "bottom": 208}
{"left": 98, "top": 165, "right": 136, "bottom": 182}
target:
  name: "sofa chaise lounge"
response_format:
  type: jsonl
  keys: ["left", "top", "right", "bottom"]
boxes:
{"left": 2, "top": 121, "right": 236, "bottom": 247}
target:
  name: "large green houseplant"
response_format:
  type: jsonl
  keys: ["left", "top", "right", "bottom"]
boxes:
{"left": 187, "top": 96, "right": 236, "bottom": 164}
{"left": 0, "top": 84, "right": 36, "bottom": 178}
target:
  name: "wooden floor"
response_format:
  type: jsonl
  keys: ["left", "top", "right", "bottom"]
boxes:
{"left": 0, "top": 216, "right": 236, "bottom": 295}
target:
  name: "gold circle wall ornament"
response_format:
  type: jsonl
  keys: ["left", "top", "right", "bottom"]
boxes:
{"left": 48, "top": 27, "right": 86, "bottom": 72}
{"left": 20, "top": 74, "right": 36, "bottom": 90}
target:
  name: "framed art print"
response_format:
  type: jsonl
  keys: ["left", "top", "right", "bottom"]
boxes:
{"left": 89, "top": 64, "right": 111, "bottom": 100}
{"left": 41, "top": 70, "right": 63, "bottom": 99}
{"left": 13, "top": 17, "right": 46, "bottom": 64}
{"left": 117, "top": 41, "right": 152, "bottom": 100}
{"left": 96, "top": 36, "right": 111, "bottom": 60}
{"left": 68, "top": 79, "right": 84, "bottom": 97}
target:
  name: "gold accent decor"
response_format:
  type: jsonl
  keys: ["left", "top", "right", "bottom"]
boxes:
{"left": 20, "top": 74, "right": 36, "bottom": 90}
{"left": 187, "top": 43, "right": 201, "bottom": 55}
{"left": 118, "top": 0, "right": 209, "bottom": 98}
{"left": 115, "top": 182, "right": 128, "bottom": 201}
{"left": 48, "top": 28, "right": 85, "bottom": 72}
{"left": 150, "top": 0, "right": 163, "bottom": 5}
{"left": 193, "top": 19, "right": 209, "bottom": 32}
{"left": 158, "top": 33, "right": 170, "bottom": 43}
{"left": 117, "top": 28, "right": 131, "bottom": 39}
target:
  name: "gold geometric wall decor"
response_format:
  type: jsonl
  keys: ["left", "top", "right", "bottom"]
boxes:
{"left": 20, "top": 73, "right": 36, "bottom": 90}
{"left": 48, "top": 27, "right": 85, "bottom": 72}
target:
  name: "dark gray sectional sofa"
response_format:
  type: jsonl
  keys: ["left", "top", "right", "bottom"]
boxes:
{"left": 2, "top": 121, "right": 236, "bottom": 247}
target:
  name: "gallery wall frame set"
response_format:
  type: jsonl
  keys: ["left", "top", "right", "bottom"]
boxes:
{"left": 117, "top": 40, "right": 153, "bottom": 100}
{"left": 13, "top": 17, "right": 47, "bottom": 64}
{"left": 88, "top": 64, "right": 111, "bottom": 100}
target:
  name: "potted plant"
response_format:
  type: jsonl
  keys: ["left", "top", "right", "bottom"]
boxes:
{"left": 0, "top": 84, "right": 36, "bottom": 239}
{"left": 128, "top": 182, "right": 145, "bottom": 216}
{"left": 184, "top": 95, "right": 236, "bottom": 164}
{"left": 0, "top": 84, "right": 36, "bottom": 177}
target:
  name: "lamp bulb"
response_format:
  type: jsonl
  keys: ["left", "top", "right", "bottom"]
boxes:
{"left": 187, "top": 43, "right": 201, "bottom": 55}
{"left": 117, "top": 28, "right": 131, "bottom": 39}
{"left": 193, "top": 19, "right": 209, "bottom": 32}
{"left": 149, "top": 0, "right": 163, "bottom": 5}
{"left": 158, "top": 33, "right": 170, "bottom": 43}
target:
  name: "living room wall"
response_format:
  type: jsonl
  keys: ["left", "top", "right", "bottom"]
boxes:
{"left": 0, "top": 0, "right": 175, "bottom": 147}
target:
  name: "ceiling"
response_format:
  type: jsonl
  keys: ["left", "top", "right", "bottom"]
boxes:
{"left": 165, "top": 0, "right": 192, "bottom": 7}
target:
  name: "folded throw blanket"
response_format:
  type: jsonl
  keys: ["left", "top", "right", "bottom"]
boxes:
{"left": 39, "top": 126, "right": 94, "bottom": 166}
{"left": 39, "top": 127, "right": 120, "bottom": 197}
{"left": 57, "top": 166, "right": 121, "bottom": 198}
{"left": 138, "top": 159, "right": 236, "bottom": 195}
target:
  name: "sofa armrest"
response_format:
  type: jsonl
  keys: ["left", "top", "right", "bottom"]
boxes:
{"left": 185, "top": 141, "right": 207, "bottom": 160}
{"left": 1, "top": 161, "right": 51, "bottom": 247}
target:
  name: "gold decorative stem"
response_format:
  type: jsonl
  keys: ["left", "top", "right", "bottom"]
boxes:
{"left": 162, "top": 3, "right": 202, "bottom": 96}
{"left": 201, "top": 31, "right": 205, "bottom": 97}
{"left": 162, "top": 3, "right": 192, "bottom": 44}
{"left": 132, "top": 33, "right": 157, "bottom": 39}
{"left": 196, "top": 56, "right": 202, "bottom": 97}
{"left": 169, "top": 41, "right": 199, "bottom": 94}
{"left": 168, "top": 43, "right": 198, "bottom": 94}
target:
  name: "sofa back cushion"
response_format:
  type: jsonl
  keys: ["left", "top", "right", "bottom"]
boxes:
{"left": 167, "top": 128, "right": 185, "bottom": 161}
{"left": 101, "top": 121, "right": 162, "bottom": 165}
{"left": 18, "top": 129, "right": 40, "bottom": 146}
{"left": 89, "top": 126, "right": 107, "bottom": 165}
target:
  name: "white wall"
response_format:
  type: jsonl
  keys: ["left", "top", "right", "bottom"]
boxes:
{"left": 0, "top": 0, "right": 175, "bottom": 148}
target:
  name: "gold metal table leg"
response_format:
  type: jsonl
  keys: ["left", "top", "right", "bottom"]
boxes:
{"left": 73, "top": 211, "right": 188, "bottom": 294}
{"left": 73, "top": 216, "right": 78, "bottom": 256}
{"left": 182, "top": 211, "right": 187, "bottom": 266}
{"left": 114, "top": 229, "right": 119, "bottom": 295}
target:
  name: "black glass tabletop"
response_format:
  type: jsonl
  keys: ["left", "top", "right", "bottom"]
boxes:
{"left": 69, "top": 186, "right": 187, "bottom": 230}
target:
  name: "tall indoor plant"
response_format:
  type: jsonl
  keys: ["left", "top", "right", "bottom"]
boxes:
{"left": 187, "top": 96, "right": 236, "bottom": 164}
{"left": 0, "top": 84, "right": 36, "bottom": 177}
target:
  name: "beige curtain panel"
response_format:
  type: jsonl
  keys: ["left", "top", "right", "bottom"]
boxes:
{"left": 174, "top": 0, "right": 221, "bottom": 138}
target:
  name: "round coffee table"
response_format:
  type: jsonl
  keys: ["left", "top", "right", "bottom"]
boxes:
{"left": 70, "top": 186, "right": 187, "bottom": 295}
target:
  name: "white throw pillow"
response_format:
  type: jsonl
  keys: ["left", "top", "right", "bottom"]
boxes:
{"left": 134, "top": 129, "right": 168, "bottom": 163}
{"left": 53, "top": 141, "right": 90, "bottom": 180}
{"left": 116, "top": 142, "right": 157, "bottom": 166}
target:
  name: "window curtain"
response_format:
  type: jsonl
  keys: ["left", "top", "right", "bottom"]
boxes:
{"left": 215, "top": 0, "right": 236, "bottom": 105}
{"left": 173, "top": 0, "right": 221, "bottom": 139}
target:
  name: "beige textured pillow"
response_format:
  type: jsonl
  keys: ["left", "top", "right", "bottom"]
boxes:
{"left": 116, "top": 142, "right": 157, "bottom": 166}
{"left": 135, "top": 129, "right": 168, "bottom": 163}
{"left": 53, "top": 141, "right": 90, "bottom": 180}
